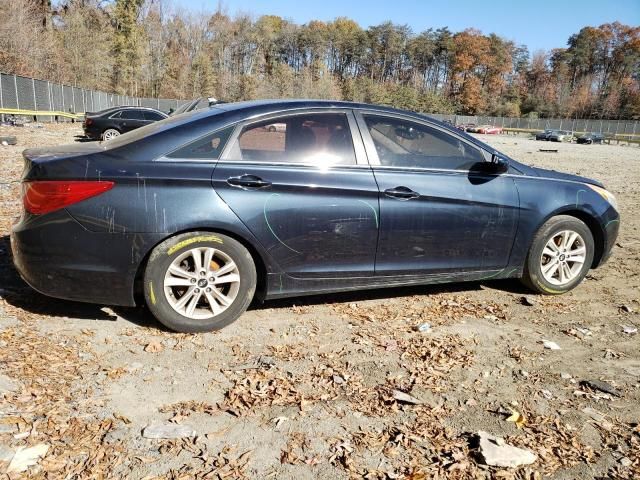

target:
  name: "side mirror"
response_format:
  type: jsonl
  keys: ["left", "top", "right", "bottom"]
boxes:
{"left": 490, "top": 154, "right": 509, "bottom": 173}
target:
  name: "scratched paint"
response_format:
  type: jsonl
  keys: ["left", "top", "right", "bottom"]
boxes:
{"left": 475, "top": 266, "right": 518, "bottom": 281}
{"left": 575, "top": 189, "right": 587, "bottom": 207}
{"left": 605, "top": 218, "right": 620, "bottom": 229}
{"left": 263, "top": 193, "right": 301, "bottom": 254}
{"left": 357, "top": 200, "right": 379, "bottom": 228}
{"left": 167, "top": 235, "right": 223, "bottom": 255}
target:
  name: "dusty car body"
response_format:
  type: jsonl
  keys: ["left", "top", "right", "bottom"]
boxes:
{"left": 11, "top": 100, "right": 619, "bottom": 332}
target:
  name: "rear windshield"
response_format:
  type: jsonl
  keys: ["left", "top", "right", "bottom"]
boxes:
{"left": 102, "top": 107, "right": 224, "bottom": 149}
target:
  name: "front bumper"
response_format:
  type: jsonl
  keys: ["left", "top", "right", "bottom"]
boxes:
{"left": 598, "top": 209, "right": 620, "bottom": 267}
{"left": 10, "top": 209, "right": 160, "bottom": 306}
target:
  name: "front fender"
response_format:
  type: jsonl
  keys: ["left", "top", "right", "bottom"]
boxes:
{"left": 509, "top": 177, "right": 618, "bottom": 269}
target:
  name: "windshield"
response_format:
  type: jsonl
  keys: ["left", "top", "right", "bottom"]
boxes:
{"left": 172, "top": 100, "right": 196, "bottom": 115}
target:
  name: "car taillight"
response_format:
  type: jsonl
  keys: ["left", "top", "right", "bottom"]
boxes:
{"left": 85, "top": 118, "right": 93, "bottom": 126}
{"left": 23, "top": 180, "right": 115, "bottom": 215}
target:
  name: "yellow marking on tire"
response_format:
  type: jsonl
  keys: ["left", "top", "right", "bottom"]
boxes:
{"left": 167, "top": 235, "right": 223, "bottom": 255}
{"left": 149, "top": 281, "right": 156, "bottom": 305}
{"left": 536, "top": 280, "right": 563, "bottom": 294}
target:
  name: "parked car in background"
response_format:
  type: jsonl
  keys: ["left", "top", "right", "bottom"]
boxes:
{"left": 264, "top": 122, "right": 286, "bottom": 132}
{"left": 170, "top": 97, "right": 226, "bottom": 116}
{"left": 548, "top": 130, "right": 574, "bottom": 142}
{"left": 456, "top": 123, "right": 476, "bottom": 132}
{"left": 83, "top": 106, "right": 167, "bottom": 141}
{"left": 535, "top": 129, "right": 556, "bottom": 141}
{"left": 12, "top": 100, "right": 619, "bottom": 333}
{"left": 577, "top": 132, "right": 605, "bottom": 144}
{"left": 475, "top": 125, "right": 502, "bottom": 134}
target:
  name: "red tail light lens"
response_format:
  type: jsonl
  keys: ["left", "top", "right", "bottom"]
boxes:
{"left": 85, "top": 118, "right": 93, "bottom": 126}
{"left": 23, "top": 180, "right": 115, "bottom": 215}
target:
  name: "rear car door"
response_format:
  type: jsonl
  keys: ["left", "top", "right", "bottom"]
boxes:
{"left": 212, "top": 110, "right": 379, "bottom": 278}
{"left": 118, "top": 109, "right": 147, "bottom": 132}
{"left": 356, "top": 112, "right": 519, "bottom": 275}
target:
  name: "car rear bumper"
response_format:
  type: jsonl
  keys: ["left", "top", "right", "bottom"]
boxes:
{"left": 10, "top": 210, "right": 161, "bottom": 307}
{"left": 82, "top": 125, "right": 101, "bottom": 140}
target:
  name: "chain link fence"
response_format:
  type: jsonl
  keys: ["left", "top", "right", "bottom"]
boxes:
{"left": 2, "top": 72, "right": 639, "bottom": 135}
{"left": 0, "top": 73, "right": 186, "bottom": 120}
{"left": 430, "top": 114, "right": 639, "bottom": 136}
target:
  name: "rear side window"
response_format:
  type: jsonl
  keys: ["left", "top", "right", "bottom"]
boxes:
{"left": 109, "top": 111, "right": 122, "bottom": 119}
{"left": 226, "top": 113, "right": 356, "bottom": 166}
{"left": 363, "top": 115, "right": 484, "bottom": 170}
{"left": 143, "top": 111, "right": 165, "bottom": 121}
{"left": 120, "top": 110, "right": 145, "bottom": 120}
{"left": 168, "top": 126, "right": 234, "bottom": 160}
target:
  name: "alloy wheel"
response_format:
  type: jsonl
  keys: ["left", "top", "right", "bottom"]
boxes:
{"left": 103, "top": 129, "right": 120, "bottom": 141}
{"left": 539, "top": 230, "right": 587, "bottom": 286}
{"left": 163, "top": 247, "right": 240, "bottom": 319}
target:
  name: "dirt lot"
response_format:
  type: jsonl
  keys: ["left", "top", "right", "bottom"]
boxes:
{"left": 0, "top": 124, "right": 638, "bottom": 479}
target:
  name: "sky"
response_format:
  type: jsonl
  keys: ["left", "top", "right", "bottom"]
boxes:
{"left": 174, "top": 0, "right": 640, "bottom": 52}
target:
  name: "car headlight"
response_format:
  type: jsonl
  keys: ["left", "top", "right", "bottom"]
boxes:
{"left": 587, "top": 184, "right": 618, "bottom": 211}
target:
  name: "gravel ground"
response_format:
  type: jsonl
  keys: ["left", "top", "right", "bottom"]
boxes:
{"left": 0, "top": 124, "right": 638, "bottom": 479}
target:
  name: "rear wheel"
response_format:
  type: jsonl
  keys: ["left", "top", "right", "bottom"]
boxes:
{"left": 143, "top": 232, "right": 256, "bottom": 332}
{"left": 102, "top": 128, "right": 120, "bottom": 141}
{"left": 521, "top": 215, "right": 594, "bottom": 294}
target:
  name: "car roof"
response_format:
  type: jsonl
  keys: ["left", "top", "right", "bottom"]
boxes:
{"left": 213, "top": 99, "right": 403, "bottom": 115}
{"left": 113, "top": 106, "right": 164, "bottom": 112}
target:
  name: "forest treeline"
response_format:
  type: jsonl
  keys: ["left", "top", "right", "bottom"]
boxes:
{"left": 1, "top": 0, "right": 639, "bottom": 118}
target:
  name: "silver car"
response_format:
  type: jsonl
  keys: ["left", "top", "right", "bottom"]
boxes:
{"left": 549, "top": 130, "right": 574, "bottom": 142}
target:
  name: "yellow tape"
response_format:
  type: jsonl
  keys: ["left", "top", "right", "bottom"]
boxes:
{"left": 0, "top": 107, "right": 83, "bottom": 119}
{"left": 149, "top": 281, "right": 156, "bottom": 305}
{"left": 167, "top": 235, "right": 223, "bottom": 255}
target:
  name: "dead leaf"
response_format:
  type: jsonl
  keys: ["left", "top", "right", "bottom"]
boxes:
{"left": 144, "top": 341, "right": 164, "bottom": 353}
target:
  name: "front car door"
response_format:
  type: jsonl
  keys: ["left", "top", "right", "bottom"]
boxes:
{"left": 355, "top": 111, "right": 519, "bottom": 276}
{"left": 211, "top": 109, "right": 380, "bottom": 279}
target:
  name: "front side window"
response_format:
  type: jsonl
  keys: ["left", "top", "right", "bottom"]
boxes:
{"left": 226, "top": 113, "right": 356, "bottom": 166}
{"left": 168, "top": 126, "right": 234, "bottom": 160}
{"left": 363, "top": 115, "right": 484, "bottom": 170}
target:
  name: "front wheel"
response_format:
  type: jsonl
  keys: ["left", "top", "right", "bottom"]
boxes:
{"left": 521, "top": 215, "right": 594, "bottom": 294}
{"left": 143, "top": 232, "right": 257, "bottom": 332}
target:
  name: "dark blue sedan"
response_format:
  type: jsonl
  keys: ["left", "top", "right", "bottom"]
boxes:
{"left": 10, "top": 100, "right": 620, "bottom": 332}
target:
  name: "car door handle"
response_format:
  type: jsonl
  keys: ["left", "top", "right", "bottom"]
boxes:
{"left": 227, "top": 175, "right": 272, "bottom": 189}
{"left": 384, "top": 186, "right": 420, "bottom": 200}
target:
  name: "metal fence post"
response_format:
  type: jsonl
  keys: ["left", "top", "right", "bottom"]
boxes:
{"left": 32, "top": 78, "right": 37, "bottom": 120}
{"left": 13, "top": 74, "right": 19, "bottom": 109}
{"left": 47, "top": 81, "right": 52, "bottom": 113}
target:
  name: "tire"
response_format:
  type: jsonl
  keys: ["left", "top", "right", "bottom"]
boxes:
{"left": 143, "top": 232, "right": 257, "bottom": 332}
{"left": 102, "top": 128, "right": 121, "bottom": 141}
{"left": 521, "top": 215, "right": 594, "bottom": 295}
